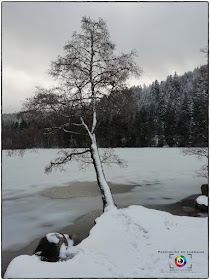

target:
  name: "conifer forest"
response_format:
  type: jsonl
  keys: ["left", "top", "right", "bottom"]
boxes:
{"left": 2, "top": 64, "right": 208, "bottom": 149}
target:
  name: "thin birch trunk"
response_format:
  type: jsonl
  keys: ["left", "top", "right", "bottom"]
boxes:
{"left": 80, "top": 116, "right": 116, "bottom": 211}
{"left": 90, "top": 135, "right": 116, "bottom": 211}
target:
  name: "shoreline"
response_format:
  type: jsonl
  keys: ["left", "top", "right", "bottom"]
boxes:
{"left": 2, "top": 209, "right": 102, "bottom": 277}
{"left": 2, "top": 193, "right": 207, "bottom": 277}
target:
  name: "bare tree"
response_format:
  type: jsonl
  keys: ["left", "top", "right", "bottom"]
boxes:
{"left": 182, "top": 147, "right": 208, "bottom": 179}
{"left": 200, "top": 46, "right": 208, "bottom": 61}
{"left": 23, "top": 17, "right": 141, "bottom": 211}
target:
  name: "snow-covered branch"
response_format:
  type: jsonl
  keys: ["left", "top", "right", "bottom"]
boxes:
{"left": 45, "top": 149, "right": 91, "bottom": 173}
{"left": 80, "top": 117, "right": 93, "bottom": 140}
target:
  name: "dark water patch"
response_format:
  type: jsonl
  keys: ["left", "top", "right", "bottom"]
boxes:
{"left": 41, "top": 223, "right": 55, "bottom": 228}
{"left": 3, "top": 193, "right": 39, "bottom": 202}
{"left": 146, "top": 193, "right": 207, "bottom": 218}
{"left": 3, "top": 194, "right": 34, "bottom": 201}
{"left": 143, "top": 181, "right": 161, "bottom": 186}
{"left": 154, "top": 181, "right": 161, "bottom": 184}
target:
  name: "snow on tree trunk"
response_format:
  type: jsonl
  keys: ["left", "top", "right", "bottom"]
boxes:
{"left": 90, "top": 135, "right": 116, "bottom": 211}
{"left": 80, "top": 116, "right": 116, "bottom": 211}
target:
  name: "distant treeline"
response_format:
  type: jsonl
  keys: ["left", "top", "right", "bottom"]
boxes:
{"left": 2, "top": 64, "right": 208, "bottom": 149}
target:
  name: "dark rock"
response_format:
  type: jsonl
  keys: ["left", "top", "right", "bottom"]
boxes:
{"left": 178, "top": 194, "right": 200, "bottom": 207}
{"left": 195, "top": 202, "right": 208, "bottom": 212}
{"left": 201, "top": 184, "right": 208, "bottom": 196}
{"left": 34, "top": 233, "right": 72, "bottom": 262}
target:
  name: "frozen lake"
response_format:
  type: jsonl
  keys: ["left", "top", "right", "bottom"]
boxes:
{"left": 2, "top": 148, "right": 207, "bottom": 251}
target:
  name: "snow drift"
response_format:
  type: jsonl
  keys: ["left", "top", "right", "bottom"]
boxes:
{"left": 196, "top": 195, "right": 208, "bottom": 207}
{"left": 5, "top": 206, "right": 208, "bottom": 278}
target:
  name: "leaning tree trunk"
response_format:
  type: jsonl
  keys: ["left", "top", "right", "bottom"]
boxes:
{"left": 80, "top": 117, "right": 116, "bottom": 211}
{"left": 90, "top": 134, "right": 116, "bottom": 211}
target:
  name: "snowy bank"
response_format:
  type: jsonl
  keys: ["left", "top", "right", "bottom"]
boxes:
{"left": 5, "top": 206, "right": 208, "bottom": 278}
{"left": 196, "top": 195, "right": 208, "bottom": 206}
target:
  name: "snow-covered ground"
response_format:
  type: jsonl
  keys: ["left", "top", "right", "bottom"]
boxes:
{"left": 5, "top": 205, "right": 208, "bottom": 278}
{"left": 2, "top": 148, "right": 207, "bottom": 251}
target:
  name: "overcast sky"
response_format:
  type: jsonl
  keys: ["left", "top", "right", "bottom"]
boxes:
{"left": 2, "top": 1, "right": 208, "bottom": 113}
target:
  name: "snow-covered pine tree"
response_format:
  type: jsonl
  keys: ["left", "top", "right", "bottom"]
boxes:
{"left": 177, "top": 95, "right": 192, "bottom": 146}
{"left": 191, "top": 64, "right": 208, "bottom": 146}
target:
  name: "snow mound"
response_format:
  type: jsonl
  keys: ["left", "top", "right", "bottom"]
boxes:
{"left": 46, "top": 233, "right": 63, "bottom": 244}
{"left": 4, "top": 206, "right": 208, "bottom": 278}
{"left": 196, "top": 195, "right": 208, "bottom": 206}
{"left": 59, "top": 235, "right": 76, "bottom": 260}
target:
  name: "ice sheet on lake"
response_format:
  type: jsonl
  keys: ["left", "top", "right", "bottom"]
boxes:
{"left": 2, "top": 148, "right": 207, "bottom": 251}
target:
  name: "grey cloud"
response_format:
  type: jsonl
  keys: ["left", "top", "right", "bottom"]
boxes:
{"left": 2, "top": 2, "right": 208, "bottom": 113}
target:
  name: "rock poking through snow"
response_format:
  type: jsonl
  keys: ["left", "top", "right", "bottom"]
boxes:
{"left": 201, "top": 184, "right": 208, "bottom": 196}
{"left": 195, "top": 195, "right": 208, "bottom": 212}
{"left": 46, "top": 233, "right": 63, "bottom": 244}
{"left": 34, "top": 233, "right": 74, "bottom": 262}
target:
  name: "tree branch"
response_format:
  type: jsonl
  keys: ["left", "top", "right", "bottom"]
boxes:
{"left": 45, "top": 149, "right": 91, "bottom": 173}
{"left": 80, "top": 117, "right": 93, "bottom": 140}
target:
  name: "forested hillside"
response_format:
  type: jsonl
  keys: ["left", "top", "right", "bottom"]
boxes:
{"left": 2, "top": 64, "right": 208, "bottom": 149}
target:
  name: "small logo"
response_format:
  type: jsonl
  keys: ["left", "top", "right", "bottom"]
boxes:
{"left": 175, "top": 255, "right": 187, "bottom": 267}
